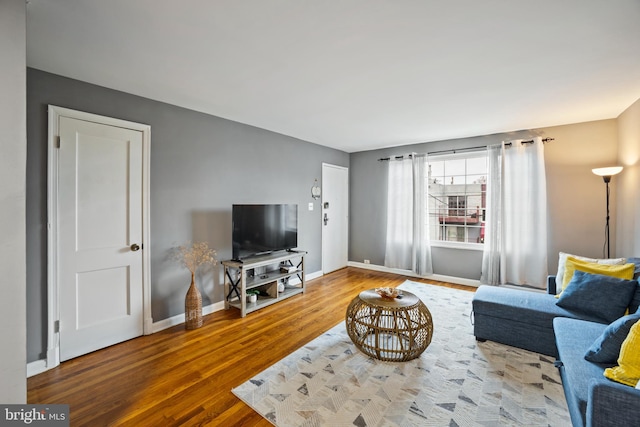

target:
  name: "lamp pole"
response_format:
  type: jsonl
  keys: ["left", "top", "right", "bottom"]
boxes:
{"left": 603, "top": 175, "right": 611, "bottom": 259}
{"left": 592, "top": 166, "right": 623, "bottom": 259}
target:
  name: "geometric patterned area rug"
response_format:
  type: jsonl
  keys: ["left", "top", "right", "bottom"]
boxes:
{"left": 232, "top": 281, "right": 571, "bottom": 426}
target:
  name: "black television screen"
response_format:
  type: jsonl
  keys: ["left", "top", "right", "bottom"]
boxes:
{"left": 232, "top": 204, "right": 298, "bottom": 260}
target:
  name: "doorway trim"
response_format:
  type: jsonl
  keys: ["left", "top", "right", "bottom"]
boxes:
{"left": 46, "top": 105, "right": 152, "bottom": 370}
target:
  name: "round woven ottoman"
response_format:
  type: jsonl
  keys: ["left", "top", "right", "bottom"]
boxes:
{"left": 345, "top": 289, "right": 433, "bottom": 362}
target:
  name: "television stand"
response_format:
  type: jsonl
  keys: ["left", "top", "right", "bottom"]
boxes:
{"left": 222, "top": 250, "right": 306, "bottom": 317}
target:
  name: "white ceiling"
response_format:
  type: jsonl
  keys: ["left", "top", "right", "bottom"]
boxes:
{"left": 26, "top": 1, "right": 640, "bottom": 153}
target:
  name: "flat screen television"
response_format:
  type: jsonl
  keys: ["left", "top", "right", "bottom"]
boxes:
{"left": 232, "top": 204, "right": 298, "bottom": 260}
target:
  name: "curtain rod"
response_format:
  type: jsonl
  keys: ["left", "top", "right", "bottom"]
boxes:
{"left": 377, "top": 137, "right": 554, "bottom": 161}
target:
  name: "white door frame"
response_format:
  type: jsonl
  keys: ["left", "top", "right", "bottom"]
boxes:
{"left": 321, "top": 163, "right": 349, "bottom": 274}
{"left": 46, "top": 105, "right": 152, "bottom": 370}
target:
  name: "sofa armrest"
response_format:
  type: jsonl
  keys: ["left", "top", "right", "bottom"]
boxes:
{"left": 586, "top": 378, "right": 640, "bottom": 427}
{"left": 547, "top": 275, "right": 557, "bottom": 295}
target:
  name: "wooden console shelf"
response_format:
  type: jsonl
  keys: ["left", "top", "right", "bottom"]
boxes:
{"left": 222, "top": 250, "right": 306, "bottom": 317}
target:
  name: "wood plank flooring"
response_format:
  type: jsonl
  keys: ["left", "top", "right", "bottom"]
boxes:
{"left": 28, "top": 267, "right": 475, "bottom": 426}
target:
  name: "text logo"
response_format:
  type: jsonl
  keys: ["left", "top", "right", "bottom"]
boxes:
{"left": 0, "top": 405, "right": 69, "bottom": 427}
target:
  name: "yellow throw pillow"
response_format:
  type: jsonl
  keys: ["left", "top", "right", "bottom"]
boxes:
{"left": 556, "top": 252, "right": 626, "bottom": 291}
{"left": 604, "top": 319, "right": 640, "bottom": 387}
{"left": 559, "top": 256, "right": 635, "bottom": 294}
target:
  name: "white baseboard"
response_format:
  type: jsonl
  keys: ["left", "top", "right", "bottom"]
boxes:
{"left": 348, "top": 261, "right": 481, "bottom": 288}
{"left": 151, "top": 300, "right": 226, "bottom": 333}
{"left": 290, "top": 269, "right": 323, "bottom": 285}
{"left": 27, "top": 359, "right": 48, "bottom": 378}
{"left": 306, "top": 270, "right": 323, "bottom": 281}
{"left": 501, "top": 283, "right": 545, "bottom": 293}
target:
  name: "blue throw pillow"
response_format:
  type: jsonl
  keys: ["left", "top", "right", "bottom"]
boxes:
{"left": 629, "top": 281, "right": 640, "bottom": 315}
{"left": 556, "top": 270, "right": 638, "bottom": 324}
{"left": 585, "top": 312, "right": 640, "bottom": 363}
{"left": 626, "top": 258, "right": 640, "bottom": 314}
{"left": 627, "top": 257, "right": 640, "bottom": 280}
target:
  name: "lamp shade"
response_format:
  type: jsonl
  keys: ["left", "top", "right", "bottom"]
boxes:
{"left": 592, "top": 166, "right": 623, "bottom": 177}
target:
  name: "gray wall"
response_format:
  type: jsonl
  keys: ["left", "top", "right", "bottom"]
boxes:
{"left": 350, "top": 120, "right": 622, "bottom": 280}
{"left": 26, "top": 69, "right": 349, "bottom": 362}
{"left": 1, "top": 0, "right": 27, "bottom": 402}
{"left": 616, "top": 97, "right": 640, "bottom": 256}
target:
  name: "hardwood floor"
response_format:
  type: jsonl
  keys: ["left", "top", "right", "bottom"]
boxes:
{"left": 28, "top": 267, "right": 475, "bottom": 426}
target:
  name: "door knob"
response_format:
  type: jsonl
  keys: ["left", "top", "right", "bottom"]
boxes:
{"left": 323, "top": 213, "right": 329, "bottom": 226}
{"left": 130, "top": 243, "right": 141, "bottom": 251}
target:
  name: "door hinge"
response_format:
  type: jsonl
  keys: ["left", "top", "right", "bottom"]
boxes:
{"left": 54, "top": 320, "right": 60, "bottom": 333}
{"left": 55, "top": 136, "right": 61, "bottom": 149}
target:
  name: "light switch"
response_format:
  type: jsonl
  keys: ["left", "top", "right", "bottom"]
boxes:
{"left": 308, "top": 202, "right": 314, "bottom": 211}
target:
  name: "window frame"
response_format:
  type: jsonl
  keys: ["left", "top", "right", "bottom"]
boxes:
{"left": 427, "top": 149, "right": 487, "bottom": 251}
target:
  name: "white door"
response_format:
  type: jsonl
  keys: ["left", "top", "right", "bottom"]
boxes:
{"left": 58, "top": 116, "right": 144, "bottom": 361}
{"left": 322, "top": 164, "right": 349, "bottom": 274}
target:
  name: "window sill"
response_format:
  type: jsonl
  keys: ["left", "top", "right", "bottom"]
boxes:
{"left": 430, "top": 241, "right": 484, "bottom": 251}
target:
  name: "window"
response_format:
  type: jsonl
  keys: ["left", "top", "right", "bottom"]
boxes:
{"left": 447, "top": 195, "right": 466, "bottom": 216}
{"left": 427, "top": 151, "right": 487, "bottom": 245}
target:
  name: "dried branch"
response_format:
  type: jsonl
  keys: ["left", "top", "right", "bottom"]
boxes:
{"left": 174, "top": 241, "right": 217, "bottom": 275}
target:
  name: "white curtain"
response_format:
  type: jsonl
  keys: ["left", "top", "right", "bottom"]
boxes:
{"left": 385, "top": 155, "right": 433, "bottom": 275}
{"left": 480, "top": 144, "right": 502, "bottom": 285}
{"left": 481, "top": 137, "right": 548, "bottom": 287}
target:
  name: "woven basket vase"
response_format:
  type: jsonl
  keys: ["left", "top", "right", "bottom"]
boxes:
{"left": 185, "top": 272, "right": 203, "bottom": 329}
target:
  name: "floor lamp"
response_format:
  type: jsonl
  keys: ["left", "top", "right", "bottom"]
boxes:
{"left": 591, "top": 166, "right": 623, "bottom": 258}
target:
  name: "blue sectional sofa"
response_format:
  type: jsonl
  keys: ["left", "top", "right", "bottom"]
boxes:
{"left": 472, "top": 277, "right": 610, "bottom": 357}
{"left": 472, "top": 276, "right": 640, "bottom": 427}
{"left": 554, "top": 317, "right": 640, "bottom": 427}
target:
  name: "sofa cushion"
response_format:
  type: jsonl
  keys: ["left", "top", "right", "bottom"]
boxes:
{"left": 473, "top": 285, "right": 607, "bottom": 328}
{"left": 556, "top": 271, "right": 638, "bottom": 324}
{"left": 587, "top": 377, "right": 640, "bottom": 427}
{"left": 626, "top": 258, "right": 640, "bottom": 315}
{"left": 605, "top": 320, "right": 640, "bottom": 387}
{"left": 560, "top": 257, "right": 635, "bottom": 292}
{"left": 554, "top": 317, "right": 612, "bottom": 427}
{"left": 556, "top": 252, "right": 626, "bottom": 293}
{"left": 629, "top": 282, "right": 640, "bottom": 316}
{"left": 585, "top": 312, "right": 640, "bottom": 363}
{"left": 627, "top": 257, "right": 640, "bottom": 280}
